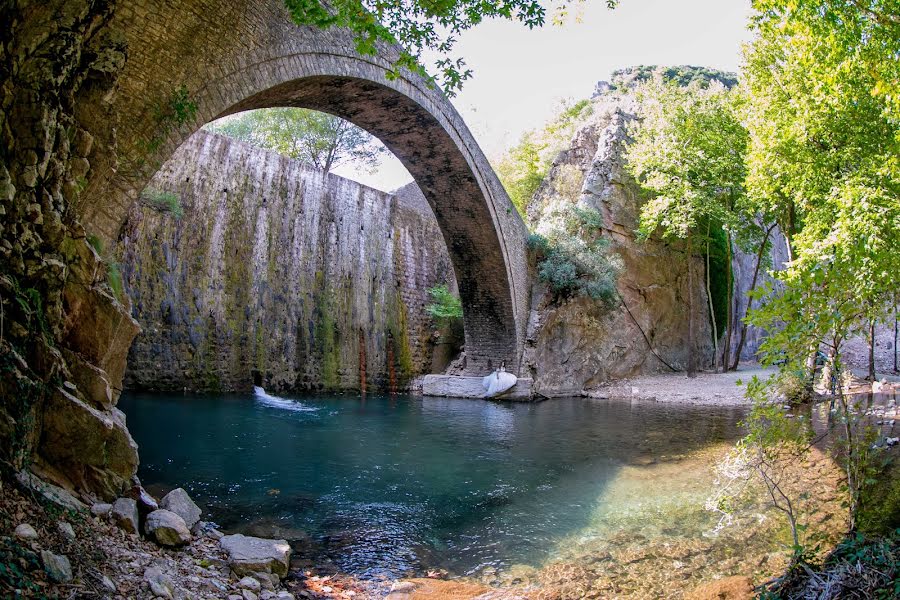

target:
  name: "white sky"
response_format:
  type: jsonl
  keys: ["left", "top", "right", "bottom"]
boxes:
{"left": 332, "top": 0, "right": 755, "bottom": 191}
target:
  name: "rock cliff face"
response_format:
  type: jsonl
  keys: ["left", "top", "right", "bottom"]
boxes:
{"left": 119, "top": 131, "right": 456, "bottom": 393}
{"left": 0, "top": 0, "right": 141, "bottom": 499}
{"left": 522, "top": 98, "right": 716, "bottom": 395}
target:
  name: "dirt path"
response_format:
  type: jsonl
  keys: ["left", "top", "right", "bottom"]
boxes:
{"left": 588, "top": 365, "right": 777, "bottom": 406}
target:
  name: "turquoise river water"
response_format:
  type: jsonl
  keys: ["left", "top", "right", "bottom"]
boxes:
{"left": 119, "top": 388, "right": 750, "bottom": 582}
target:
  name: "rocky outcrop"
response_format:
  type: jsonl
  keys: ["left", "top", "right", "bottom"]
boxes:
{"left": 0, "top": 0, "right": 140, "bottom": 500}
{"left": 118, "top": 131, "right": 458, "bottom": 393}
{"left": 523, "top": 97, "right": 715, "bottom": 395}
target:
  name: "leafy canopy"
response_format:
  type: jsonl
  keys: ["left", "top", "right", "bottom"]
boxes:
{"left": 284, "top": 1, "right": 618, "bottom": 95}
{"left": 624, "top": 79, "right": 751, "bottom": 243}
{"left": 744, "top": 0, "right": 900, "bottom": 372}
{"left": 207, "top": 108, "right": 384, "bottom": 173}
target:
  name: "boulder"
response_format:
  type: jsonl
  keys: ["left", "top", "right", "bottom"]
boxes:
{"left": 14, "top": 523, "right": 38, "bottom": 541}
{"left": 37, "top": 387, "right": 138, "bottom": 499}
{"left": 111, "top": 497, "right": 139, "bottom": 533}
{"left": 160, "top": 487, "right": 201, "bottom": 529}
{"left": 57, "top": 521, "right": 76, "bottom": 540}
{"left": 15, "top": 470, "right": 86, "bottom": 512}
{"left": 145, "top": 509, "right": 192, "bottom": 547}
{"left": 127, "top": 485, "right": 159, "bottom": 516}
{"left": 41, "top": 550, "right": 73, "bottom": 583}
{"left": 91, "top": 502, "right": 112, "bottom": 517}
{"left": 219, "top": 534, "right": 291, "bottom": 578}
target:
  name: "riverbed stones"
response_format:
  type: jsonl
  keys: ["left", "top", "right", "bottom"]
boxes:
{"left": 686, "top": 575, "right": 754, "bottom": 600}
{"left": 41, "top": 550, "right": 73, "bottom": 583}
{"left": 111, "top": 497, "right": 139, "bottom": 533}
{"left": 219, "top": 534, "right": 291, "bottom": 578}
{"left": 14, "top": 523, "right": 38, "bottom": 541}
{"left": 160, "top": 488, "right": 202, "bottom": 529}
{"left": 145, "top": 509, "right": 192, "bottom": 547}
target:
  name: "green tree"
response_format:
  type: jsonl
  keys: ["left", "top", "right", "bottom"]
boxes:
{"left": 743, "top": 0, "right": 900, "bottom": 533}
{"left": 284, "top": 0, "right": 619, "bottom": 96}
{"left": 625, "top": 79, "right": 755, "bottom": 375}
{"left": 207, "top": 108, "right": 384, "bottom": 173}
{"left": 426, "top": 284, "right": 462, "bottom": 324}
{"left": 495, "top": 98, "right": 594, "bottom": 217}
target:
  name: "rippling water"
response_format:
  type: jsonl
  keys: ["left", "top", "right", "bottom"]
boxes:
{"left": 119, "top": 389, "right": 749, "bottom": 580}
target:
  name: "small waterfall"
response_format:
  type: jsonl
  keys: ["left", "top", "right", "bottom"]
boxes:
{"left": 253, "top": 386, "right": 318, "bottom": 412}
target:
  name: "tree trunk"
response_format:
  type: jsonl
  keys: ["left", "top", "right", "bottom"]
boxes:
{"left": 705, "top": 223, "right": 719, "bottom": 372}
{"left": 687, "top": 235, "right": 697, "bottom": 378}
{"left": 894, "top": 295, "right": 898, "bottom": 374}
{"left": 868, "top": 318, "right": 876, "bottom": 381}
{"left": 731, "top": 223, "right": 776, "bottom": 370}
{"left": 722, "top": 230, "right": 733, "bottom": 371}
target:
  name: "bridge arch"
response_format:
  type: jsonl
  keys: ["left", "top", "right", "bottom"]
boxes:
{"left": 81, "top": 0, "right": 531, "bottom": 374}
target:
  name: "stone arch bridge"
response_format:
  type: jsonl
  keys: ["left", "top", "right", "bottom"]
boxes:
{"left": 82, "top": 0, "right": 532, "bottom": 376}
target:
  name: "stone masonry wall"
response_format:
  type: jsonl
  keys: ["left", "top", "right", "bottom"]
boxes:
{"left": 119, "top": 131, "right": 455, "bottom": 393}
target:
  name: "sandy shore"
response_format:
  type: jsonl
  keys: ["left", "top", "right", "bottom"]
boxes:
{"left": 588, "top": 365, "right": 777, "bottom": 406}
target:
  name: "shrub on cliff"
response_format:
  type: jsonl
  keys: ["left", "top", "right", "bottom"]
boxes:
{"left": 528, "top": 205, "right": 620, "bottom": 305}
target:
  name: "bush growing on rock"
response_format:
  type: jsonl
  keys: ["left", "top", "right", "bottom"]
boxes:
{"left": 528, "top": 205, "right": 620, "bottom": 305}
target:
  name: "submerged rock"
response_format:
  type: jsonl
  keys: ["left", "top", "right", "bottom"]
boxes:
{"left": 220, "top": 534, "right": 291, "bottom": 578}
{"left": 145, "top": 509, "right": 192, "bottom": 547}
{"left": 160, "top": 487, "right": 202, "bottom": 529}
{"left": 686, "top": 575, "right": 754, "bottom": 600}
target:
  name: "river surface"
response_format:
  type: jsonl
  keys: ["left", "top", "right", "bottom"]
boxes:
{"left": 120, "top": 389, "right": 751, "bottom": 581}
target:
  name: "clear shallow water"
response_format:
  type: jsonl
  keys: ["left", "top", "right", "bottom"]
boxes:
{"left": 119, "top": 389, "right": 748, "bottom": 579}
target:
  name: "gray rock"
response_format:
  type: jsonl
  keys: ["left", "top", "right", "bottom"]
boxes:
{"left": 219, "top": 534, "right": 291, "bottom": 578}
{"left": 111, "top": 497, "right": 139, "bottom": 533}
{"left": 16, "top": 471, "right": 87, "bottom": 513}
{"left": 14, "top": 523, "right": 38, "bottom": 541}
{"left": 127, "top": 485, "right": 159, "bottom": 517}
{"left": 239, "top": 577, "right": 261, "bottom": 592}
{"left": 160, "top": 488, "right": 202, "bottom": 529}
{"left": 242, "top": 591, "right": 258, "bottom": 600}
{"left": 145, "top": 509, "right": 192, "bottom": 547}
{"left": 57, "top": 521, "right": 76, "bottom": 541}
{"left": 91, "top": 502, "right": 113, "bottom": 518}
{"left": 41, "top": 550, "right": 73, "bottom": 583}
{"left": 144, "top": 565, "right": 175, "bottom": 599}
{"left": 100, "top": 574, "right": 117, "bottom": 592}
{"left": 274, "top": 593, "right": 294, "bottom": 600}
{"left": 252, "top": 571, "right": 276, "bottom": 591}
